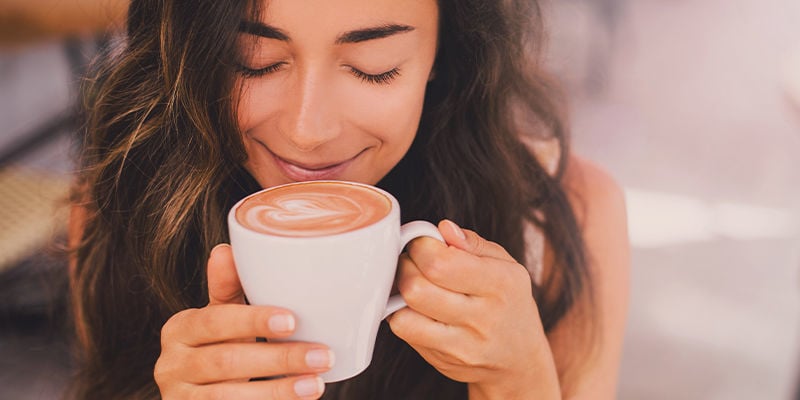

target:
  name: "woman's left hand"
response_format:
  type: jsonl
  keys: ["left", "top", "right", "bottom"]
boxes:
{"left": 387, "top": 220, "right": 561, "bottom": 400}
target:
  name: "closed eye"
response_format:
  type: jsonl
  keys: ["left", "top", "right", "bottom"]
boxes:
{"left": 237, "top": 62, "right": 287, "bottom": 78}
{"left": 348, "top": 67, "right": 400, "bottom": 85}
{"left": 237, "top": 62, "right": 400, "bottom": 86}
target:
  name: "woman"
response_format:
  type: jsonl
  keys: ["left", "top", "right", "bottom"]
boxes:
{"left": 69, "top": 0, "right": 630, "bottom": 398}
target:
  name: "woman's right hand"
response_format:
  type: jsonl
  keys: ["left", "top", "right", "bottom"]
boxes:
{"left": 154, "top": 244, "right": 333, "bottom": 399}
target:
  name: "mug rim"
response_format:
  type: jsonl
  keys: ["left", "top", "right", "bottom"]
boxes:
{"left": 228, "top": 180, "right": 400, "bottom": 240}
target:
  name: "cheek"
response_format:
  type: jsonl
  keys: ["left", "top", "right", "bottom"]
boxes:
{"left": 346, "top": 79, "right": 428, "bottom": 145}
{"left": 234, "top": 78, "right": 251, "bottom": 131}
{"left": 236, "top": 68, "right": 429, "bottom": 150}
{"left": 235, "top": 78, "right": 282, "bottom": 133}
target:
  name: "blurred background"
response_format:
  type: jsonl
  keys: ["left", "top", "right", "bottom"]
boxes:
{"left": 0, "top": 0, "right": 798, "bottom": 399}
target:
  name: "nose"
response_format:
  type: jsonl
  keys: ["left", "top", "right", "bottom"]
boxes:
{"left": 278, "top": 68, "right": 341, "bottom": 152}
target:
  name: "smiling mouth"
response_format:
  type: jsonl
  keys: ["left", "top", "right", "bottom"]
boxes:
{"left": 258, "top": 142, "right": 364, "bottom": 181}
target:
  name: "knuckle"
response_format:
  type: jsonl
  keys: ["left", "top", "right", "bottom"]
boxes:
{"left": 406, "top": 237, "right": 423, "bottom": 255}
{"left": 208, "top": 347, "right": 237, "bottom": 375}
{"left": 396, "top": 256, "right": 414, "bottom": 278}
{"left": 269, "top": 381, "right": 283, "bottom": 400}
{"left": 398, "top": 252, "right": 412, "bottom": 268}
{"left": 398, "top": 275, "right": 424, "bottom": 304}
{"left": 472, "top": 237, "right": 488, "bottom": 256}
{"left": 515, "top": 264, "right": 533, "bottom": 286}
{"left": 506, "top": 263, "right": 532, "bottom": 292}
{"left": 289, "top": 343, "right": 312, "bottom": 371}
{"left": 196, "top": 308, "right": 236, "bottom": 340}
{"left": 153, "top": 355, "right": 170, "bottom": 385}
{"left": 489, "top": 240, "right": 506, "bottom": 254}
{"left": 424, "top": 250, "right": 450, "bottom": 281}
{"left": 280, "top": 346, "right": 294, "bottom": 371}
{"left": 195, "top": 308, "right": 219, "bottom": 334}
{"left": 407, "top": 237, "right": 435, "bottom": 257}
{"left": 387, "top": 309, "right": 410, "bottom": 338}
{"left": 160, "top": 324, "right": 176, "bottom": 348}
{"left": 154, "top": 350, "right": 186, "bottom": 387}
{"left": 162, "top": 309, "right": 191, "bottom": 344}
{"left": 253, "top": 309, "right": 271, "bottom": 336}
{"left": 271, "top": 377, "right": 295, "bottom": 399}
{"left": 279, "top": 343, "right": 305, "bottom": 371}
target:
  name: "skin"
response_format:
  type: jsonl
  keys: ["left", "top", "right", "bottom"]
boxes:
{"left": 72, "top": 0, "right": 631, "bottom": 399}
{"left": 235, "top": 0, "right": 439, "bottom": 189}
{"left": 151, "top": 159, "right": 630, "bottom": 400}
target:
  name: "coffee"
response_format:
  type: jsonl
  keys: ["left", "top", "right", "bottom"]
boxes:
{"left": 236, "top": 181, "right": 392, "bottom": 237}
{"left": 228, "top": 180, "right": 443, "bottom": 382}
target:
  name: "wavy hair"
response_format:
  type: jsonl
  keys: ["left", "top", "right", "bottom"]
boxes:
{"left": 70, "top": 0, "right": 591, "bottom": 398}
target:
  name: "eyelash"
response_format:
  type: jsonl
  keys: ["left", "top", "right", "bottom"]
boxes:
{"left": 350, "top": 67, "right": 400, "bottom": 85}
{"left": 237, "top": 62, "right": 286, "bottom": 78}
{"left": 237, "top": 62, "right": 400, "bottom": 85}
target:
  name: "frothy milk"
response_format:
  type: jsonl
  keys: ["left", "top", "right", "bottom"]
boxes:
{"left": 235, "top": 181, "right": 392, "bottom": 237}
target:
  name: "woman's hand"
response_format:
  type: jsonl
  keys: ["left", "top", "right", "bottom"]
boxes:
{"left": 388, "top": 220, "right": 561, "bottom": 400}
{"left": 154, "top": 244, "right": 334, "bottom": 400}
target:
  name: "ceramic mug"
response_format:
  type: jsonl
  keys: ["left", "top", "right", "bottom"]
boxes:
{"left": 228, "top": 180, "right": 443, "bottom": 382}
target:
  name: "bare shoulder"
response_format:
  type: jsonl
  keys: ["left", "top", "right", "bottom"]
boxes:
{"left": 547, "top": 154, "right": 630, "bottom": 399}
{"left": 561, "top": 154, "right": 628, "bottom": 228}
{"left": 560, "top": 154, "right": 630, "bottom": 304}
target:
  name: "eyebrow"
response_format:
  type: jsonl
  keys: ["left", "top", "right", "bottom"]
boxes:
{"left": 239, "top": 21, "right": 290, "bottom": 41}
{"left": 335, "top": 24, "right": 415, "bottom": 44}
{"left": 239, "top": 21, "right": 414, "bottom": 44}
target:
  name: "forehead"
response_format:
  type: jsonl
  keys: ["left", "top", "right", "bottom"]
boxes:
{"left": 255, "top": 0, "right": 439, "bottom": 38}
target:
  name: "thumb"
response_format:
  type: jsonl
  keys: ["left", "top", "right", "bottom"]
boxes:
{"left": 439, "top": 219, "right": 514, "bottom": 261}
{"left": 207, "top": 243, "right": 245, "bottom": 305}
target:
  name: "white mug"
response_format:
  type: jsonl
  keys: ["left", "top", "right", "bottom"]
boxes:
{"left": 227, "top": 180, "right": 444, "bottom": 382}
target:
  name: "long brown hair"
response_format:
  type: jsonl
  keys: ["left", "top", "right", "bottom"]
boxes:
{"left": 70, "top": 0, "right": 590, "bottom": 398}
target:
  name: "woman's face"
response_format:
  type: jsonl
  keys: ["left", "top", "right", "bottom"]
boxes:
{"left": 235, "top": 0, "right": 439, "bottom": 189}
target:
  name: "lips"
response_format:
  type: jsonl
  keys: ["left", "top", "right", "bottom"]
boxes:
{"left": 265, "top": 145, "right": 362, "bottom": 181}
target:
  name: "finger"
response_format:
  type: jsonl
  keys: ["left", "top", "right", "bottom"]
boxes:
{"left": 397, "top": 253, "right": 475, "bottom": 325}
{"left": 207, "top": 244, "right": 245, "bottom": 305}
{"left": 186, "top": 342, "right": 334, "bottom": 384}
{"left": 193, "top": 375, "right": 325, "bottom": 400}
{"left": 438, "top": 220, "right": 515, "bottom": 262}
{"left": 164, "top": 305, "right": 296, "bottom": 346}
{"left": 387, "top": 306, "right": 456, "bottom": 351}
{"left": 406, "top": 238, "right": 516, "bottom": 296}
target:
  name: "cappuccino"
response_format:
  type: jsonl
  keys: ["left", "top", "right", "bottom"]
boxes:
{"left": 235, "top": 181, "right": 392, "bottom": 237}
{"left": 228, "top": 180, "right": 444, "bottom": 381}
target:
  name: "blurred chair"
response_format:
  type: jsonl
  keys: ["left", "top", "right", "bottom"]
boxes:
{"left": 0, "top": 0, "right": 122, "bottom": 271}
{"left": 0, "top": 3, "right": 124, "bottom": 397}
{"left": 0, "top": 37, "right": 100, "bottom": 273}
{"left": 0, "top": 0, "right": 126, "bottom": 47}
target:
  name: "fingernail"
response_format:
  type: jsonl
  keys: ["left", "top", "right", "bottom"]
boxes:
{"left": 446, "top": 220, "right": 466, "bottom": 240}
{"left": 268, "top": 313, "right": 295, "bottom": 333}
{"left": 306, "top": 349, "right": 335, "bottom": 369}
{"left": 294, "top": 376, "right": 324, "bottom": 397}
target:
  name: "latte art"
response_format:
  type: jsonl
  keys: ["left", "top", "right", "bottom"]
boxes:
{"left": 243, "top": 194, "right": 368, "bottom": 236}
{"left": 236, "top": 182, "right": 392, "bottom": 237}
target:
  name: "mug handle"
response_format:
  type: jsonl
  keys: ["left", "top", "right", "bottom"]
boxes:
{"left": 382, "top": 221, "right": 445, "bottom": 319}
